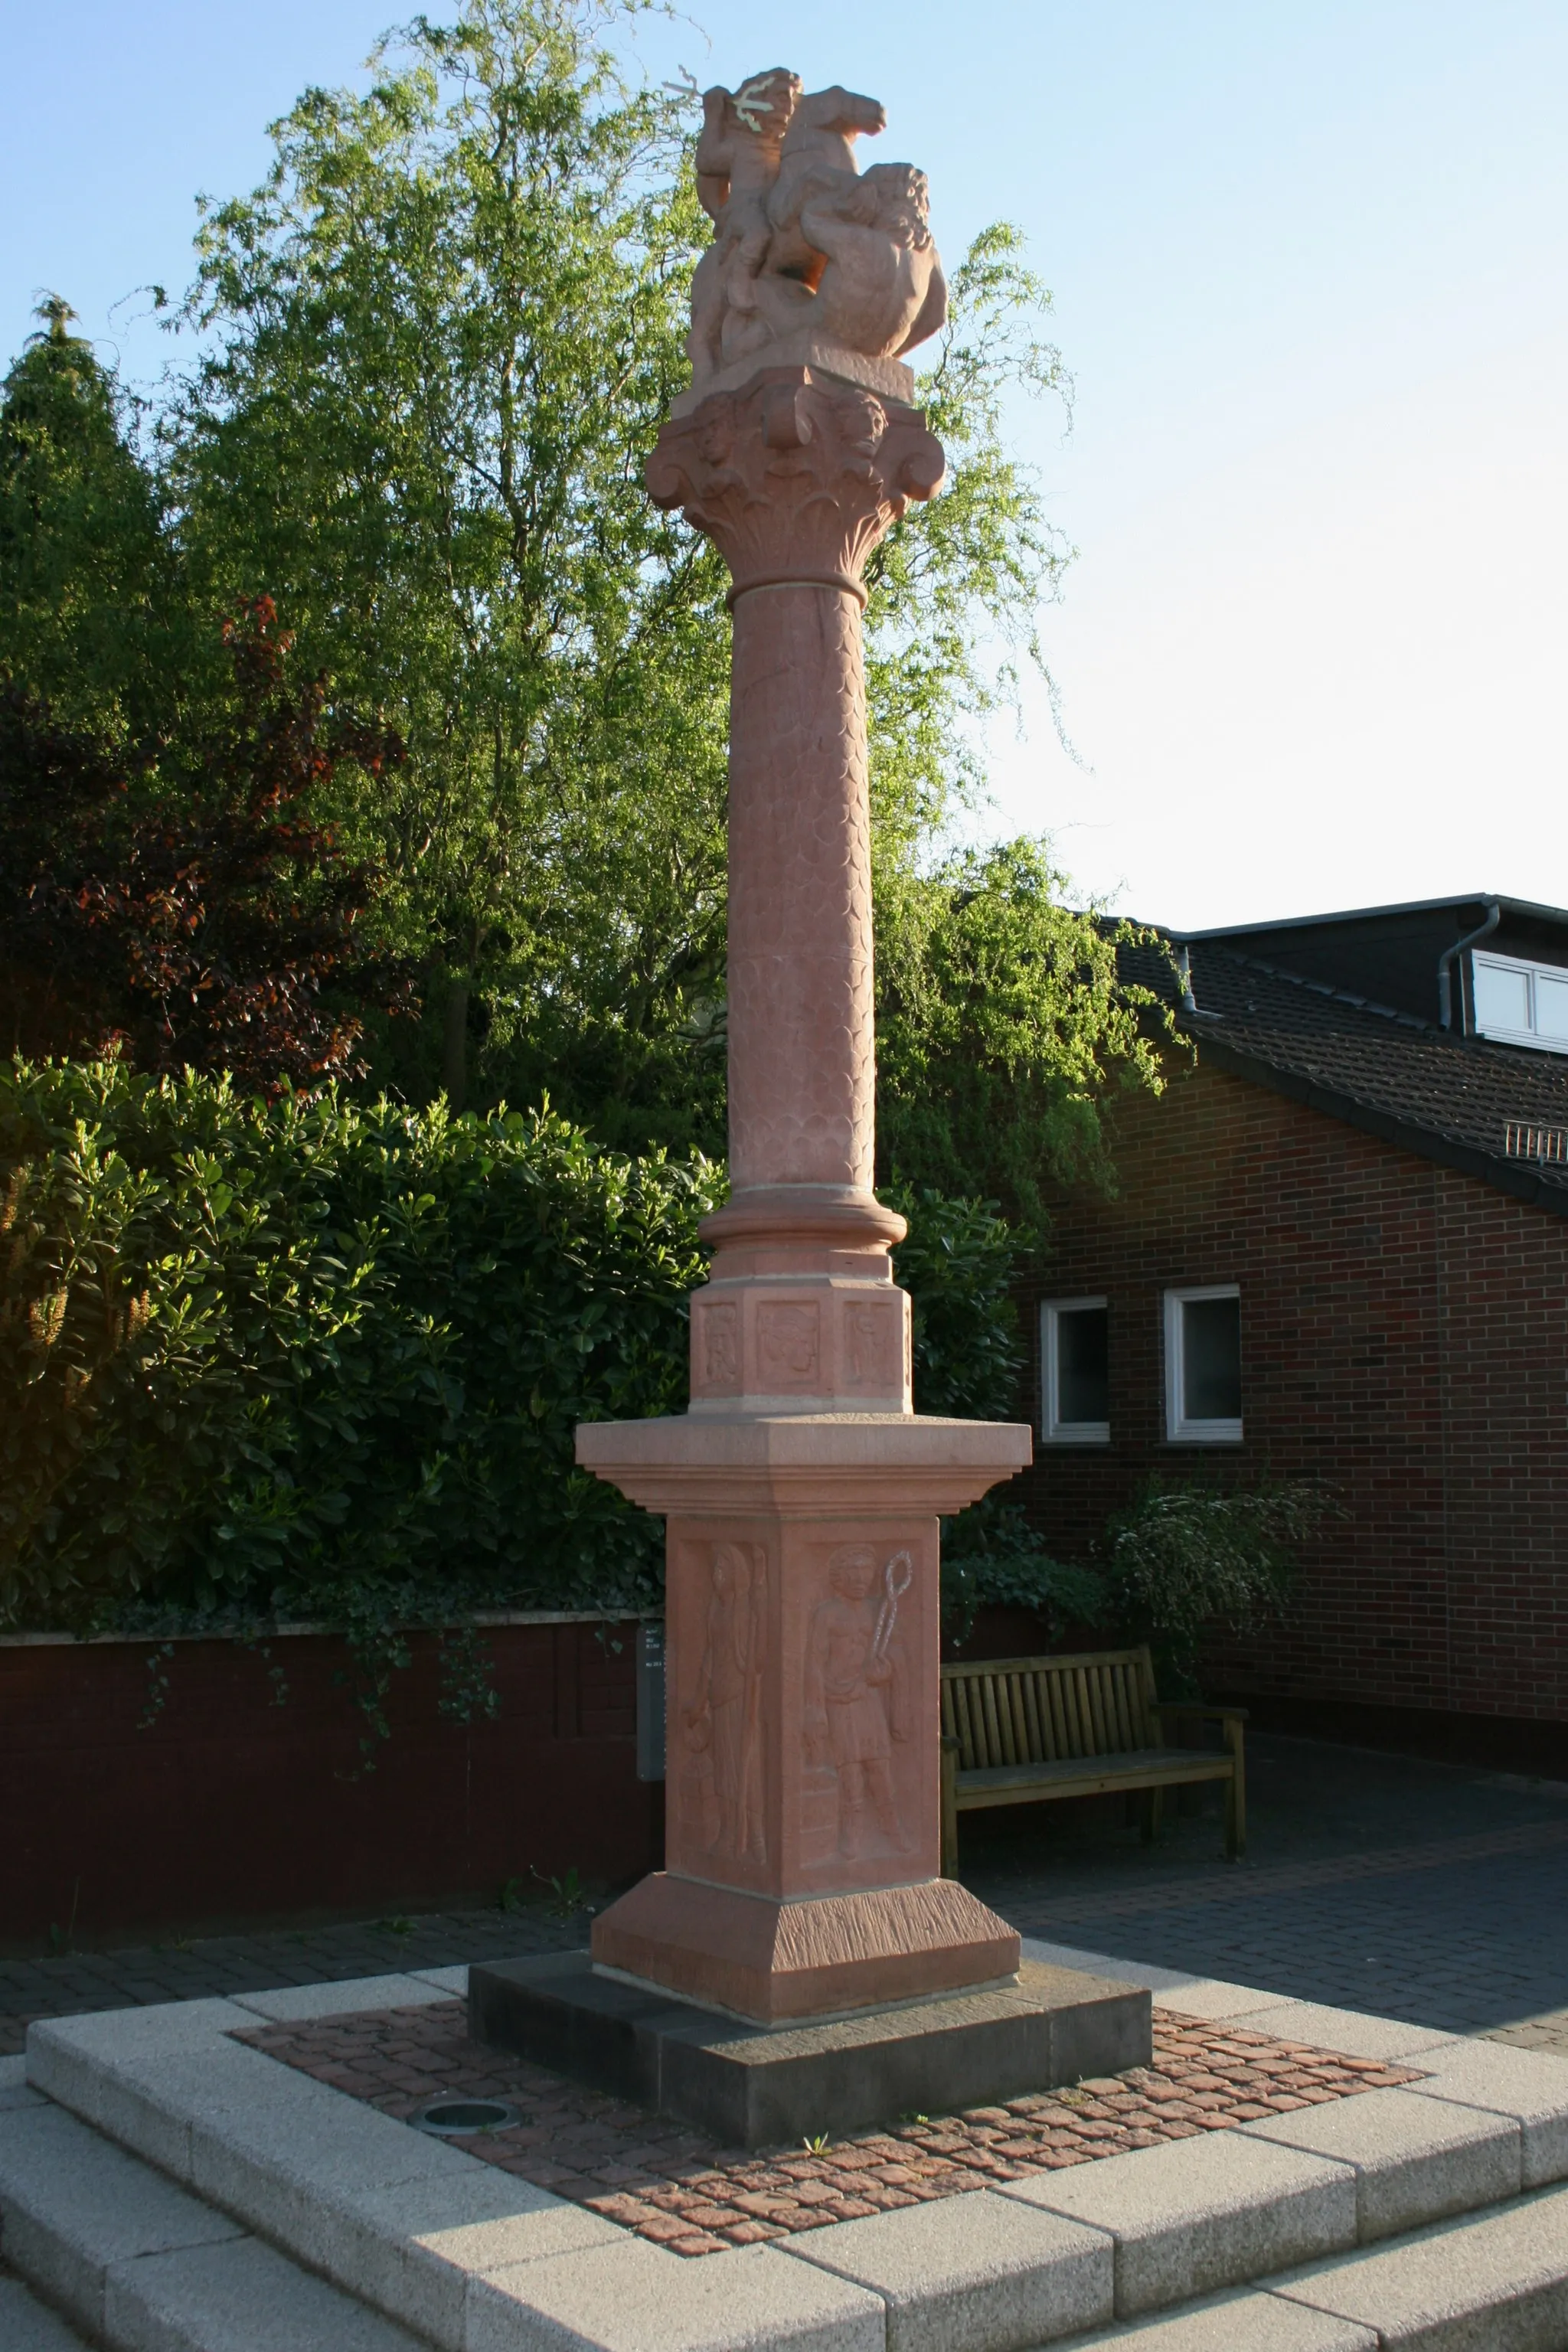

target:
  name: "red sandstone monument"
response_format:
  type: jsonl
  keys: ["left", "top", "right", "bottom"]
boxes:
{"left": 578, "top": 69, "right": 1031, "bottom": 2026}
{"left": 472, "top": 70, "right": 1146, "bottom": 2138}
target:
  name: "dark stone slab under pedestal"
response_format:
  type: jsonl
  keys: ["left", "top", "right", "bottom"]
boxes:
{"left": 468, "top": 1950, "right": 1151, "bottom": 2150}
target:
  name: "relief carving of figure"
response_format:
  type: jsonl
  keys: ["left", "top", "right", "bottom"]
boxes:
{"left": 685, "top": 70, "right": 947, "bottom": 396}
{"left": 682, "top": 1542, "right": 768, "bottom": 1864}
{"left": 803, "top": 1544, "right": 913, "bottom": 1860}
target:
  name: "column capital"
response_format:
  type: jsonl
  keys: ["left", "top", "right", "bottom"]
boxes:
{"left": 646, "top": 365, "right": 945, "bottom": 604}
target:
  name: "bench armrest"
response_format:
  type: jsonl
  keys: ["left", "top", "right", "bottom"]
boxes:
{"left": 1153, "top": 1701, "right": 1249, "bottom": 1725}
{"left": 940, "top": 1734, "right": 962, "bottom": 1754}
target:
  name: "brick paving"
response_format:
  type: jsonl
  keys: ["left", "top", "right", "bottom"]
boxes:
{"left": 0, "top": 1906, "right": 584, "bottom": 2058}
{"left": 237, "top": 1998, "right": 1421, "bottom": 2259}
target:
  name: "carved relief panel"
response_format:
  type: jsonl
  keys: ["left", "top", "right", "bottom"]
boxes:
{"left": 792, "top": 1528, "right": 937, "bottom": 1886}
{"left": 840, "top": 1293, "right": 903, "bottom": 1397}
{"left": 668, "top": 1534, "right": 774, "bottom": 1886}
{"left": 691, "top": 1298, "right": 740, "bottom": 1397}
{"left": 756, "top": 1300, "right": 821, "bottom": 1391}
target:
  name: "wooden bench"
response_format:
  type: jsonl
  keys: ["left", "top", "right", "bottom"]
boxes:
{"left": 939, "top": 1646, "right": 1246, "bottom": 1874}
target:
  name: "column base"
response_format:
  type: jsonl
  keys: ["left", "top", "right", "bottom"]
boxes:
{"left": 470, "top": 1948, "right": 1151, "bottom": 2148}
{"left": 590, "top": 1871, "right": 1020, "bottom": 2026}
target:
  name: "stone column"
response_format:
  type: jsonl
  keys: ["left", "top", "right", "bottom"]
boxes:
{"left": 577, "top": 361, "right": 1032, "bottom": 2026}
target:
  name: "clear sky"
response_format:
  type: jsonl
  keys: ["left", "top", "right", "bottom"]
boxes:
{"left": 5, "top": 0, "right": 1566, "bottom": 929}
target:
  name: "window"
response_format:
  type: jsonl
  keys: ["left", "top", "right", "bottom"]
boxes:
{"left": 1040, "top": 1298, "right": 1109, "bottom": 1443}
{"left": 1165, "top": 1285, "right": 1242, "bottom": 1442}
{"left": 1472, "top": 950, "right": 1568, "bottom": 1055}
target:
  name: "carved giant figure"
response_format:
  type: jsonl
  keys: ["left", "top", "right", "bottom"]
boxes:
{"left": 577, "top": 74, "right": 1030, "bottom": 2027}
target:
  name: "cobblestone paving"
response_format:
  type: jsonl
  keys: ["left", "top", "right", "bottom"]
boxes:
{"left": 238, "top": 1999, "right": 1420, "bottom": 2258}
{"left": 6, "top": 1735, "right": 1568, "bottom": 2055}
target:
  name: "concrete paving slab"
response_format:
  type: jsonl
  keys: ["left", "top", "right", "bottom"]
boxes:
{"left": 0, "top": 2275, "right": 95, "bottom": 2351}
{"left": 1217, "top": 2001, "right": 1456, "bottom": 2061}
{"left": 1000, "top": 2128, "right": 1358, "bottom": 2316}
{"left": 784, "top": 2184, "right": 1112, "bottom": 2351}
{"left": 0, "top": 2100, "right": 243, "bottom": 2339}
{"left": 103, "top": 2233, "right": 427, "bottom": 2351}
{"left": 1239, "top": 2086, "right": 1521, "bottom": 2240}
{"left": 469, "top": 2236, "right": 887, "bottom": 2352}
{"left": 1412, "top": 2037, "right": 1568, "bottom": 2186}
{"left": 1275, "top": 2179, "right": 1568, "bottom": 2349}
{"left": 228, "top": 1974, "right": 456, "bottom": 2022}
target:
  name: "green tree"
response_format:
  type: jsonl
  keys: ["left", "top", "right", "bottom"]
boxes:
{"left": 169, "top": 0, "right": 1141, "bottom": 1168}
{"left": 0, "top": 298, "right": 185, "bottom": 745}
{"left": 877, "top": 839, "right": 1165, "bottom": 1229}
{"left": 172, "top": 0, "right": 729, "bottom": 1123}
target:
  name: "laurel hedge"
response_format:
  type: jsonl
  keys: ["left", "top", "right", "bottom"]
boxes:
{"left": 1, "top": 1060, "right": 1064, "bottom": 1644}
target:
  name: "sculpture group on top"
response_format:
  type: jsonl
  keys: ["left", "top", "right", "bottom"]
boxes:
{"left": 688, "top": 70, "right": 948, "bottom": 397}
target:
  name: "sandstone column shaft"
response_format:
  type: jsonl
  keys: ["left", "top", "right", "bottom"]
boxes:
{"left": 727, "top": 582, "right": 874, "bottom": 1197}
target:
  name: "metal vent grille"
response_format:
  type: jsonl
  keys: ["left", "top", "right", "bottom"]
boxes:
{"left": 1504, "top": 1121, "right": 1568, "bottom": 1164}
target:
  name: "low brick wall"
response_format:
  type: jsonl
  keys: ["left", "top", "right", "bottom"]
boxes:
{"left": 2, "top": 1615, "right": 663, "bottom": 1951}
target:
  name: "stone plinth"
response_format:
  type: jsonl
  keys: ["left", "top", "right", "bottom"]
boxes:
{"left": 470, "top": 1951, "right": 1152, "bottom": 2149}
{"left": 578, "top": 1415, "right": 1029, "bottom": 2023}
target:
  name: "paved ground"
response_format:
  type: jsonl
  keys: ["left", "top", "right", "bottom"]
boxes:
{"left": 962, "top": 1730, "right": 1568, "bottom": 2048}
{"left": 5, "top": 1732, "right": 1568, "bottom": 2056}
{"left": 243, "top": 1998, "right": 1417, "bottom": 2257}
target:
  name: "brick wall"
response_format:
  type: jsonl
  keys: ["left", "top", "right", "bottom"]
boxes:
{"left": 1, "top": 1619, "right": 662, "bottom": 1949}
{"left": 1013, "top": 1061, "right": 1568, "bottom": 1726}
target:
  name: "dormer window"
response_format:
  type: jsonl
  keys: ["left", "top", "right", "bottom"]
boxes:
{"left": 1472, "top": 951, "right": 1568, "bottom": 1055}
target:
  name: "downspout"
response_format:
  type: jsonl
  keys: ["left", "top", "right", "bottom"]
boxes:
{"left": 1174, "top": 943, "right": 1199, "bottom": 1014}
{"left": 1436, "top": 900, "right": 1499, "bottom": 1034}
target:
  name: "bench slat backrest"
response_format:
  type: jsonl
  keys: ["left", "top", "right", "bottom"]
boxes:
{"left": 940, "top": 1648, "right": 1159, "bottom": 1769}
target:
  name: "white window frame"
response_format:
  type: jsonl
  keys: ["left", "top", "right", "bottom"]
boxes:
{"left": 1471, "top": 949, "right": 1568, "bottom": 1056}
{"left": 1040, "top": 1297, "right": 1110, "bottom": 1445}
{"left": 1165, "top": 1284, "right": 1243, "bottom": 1444}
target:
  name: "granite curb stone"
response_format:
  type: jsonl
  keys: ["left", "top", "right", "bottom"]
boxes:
{"left": 412, "top": 1968, "right": 472, "bottom": 1998}
{"left": 25, "top": 2001, "right": 260, "bottom": 2179}
{"left": 1219, "top": 2000, "right": 1457, "bottom": 2062}
{"left": 297, "top": 2174, "right": 622, "bottom": 2352}
{"left": 1272, "top": 2179, "right": 1568, "bottom": 2348}
{"left": 102, "top": 2233, "right": 429, "bottom": 2351}
{"left": 1238, "top": 2086, "right": 1521, "bottom": 2241}
{"left": 0, "top": 2275, "right": 95, "bottom": 2351}
{"left": 229, "top": 1975, "right": 456, "bottom": 2024}
{"left": 1018, "top": 1940, "right": 1288, "bottom": 2022}
{"left": 0, "top": 2099, "right": 243, "bottom": 2339}
{"left": 781, "top": 2186, "right": 1113, "bottom": 2351}
{"left": 467, "top": 2235, "right": 888, "bottom": 2352}
{"left": 1, "top": 2052, "right": 44, "bottom": 2112}
{"left": 1055, "top": 2286, "right": 1379, "bottom": 2347}
{"left": 998, "top": 2130, "right": 1358, "bottom": 2316}
{"left": 1410, "top": 2037, "right": 1568, "bottom": 2186}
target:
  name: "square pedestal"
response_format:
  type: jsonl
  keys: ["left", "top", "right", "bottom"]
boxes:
{"left": 469, "top": 1949, "right": 1151, "bottom": 2150}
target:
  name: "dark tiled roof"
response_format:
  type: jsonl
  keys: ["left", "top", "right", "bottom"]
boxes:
{"left": 1123, "top": 936, "right": 1568, "bottom": 1217}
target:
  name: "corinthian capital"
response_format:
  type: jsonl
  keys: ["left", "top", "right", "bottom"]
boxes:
{"left": 645, "top": 367, "right": 945, "bottom": 603}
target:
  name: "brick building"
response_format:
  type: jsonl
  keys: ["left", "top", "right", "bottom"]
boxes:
{"left": 1016, "top": 893, "right": 1568, "bottom": 1767}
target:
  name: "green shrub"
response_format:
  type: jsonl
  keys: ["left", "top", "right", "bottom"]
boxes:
{"left": 2, "top": 1067, "right": 1060, "bottom": 1659}
{"left": 0, "top": 1056, "right": 718, "bottom": 1635}
{"left": 890, "top": 1183, "right": 1105, "bottom": 1641}
{"left": 1099, "top": 1475, "right": 1338, "bottom": 1691}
